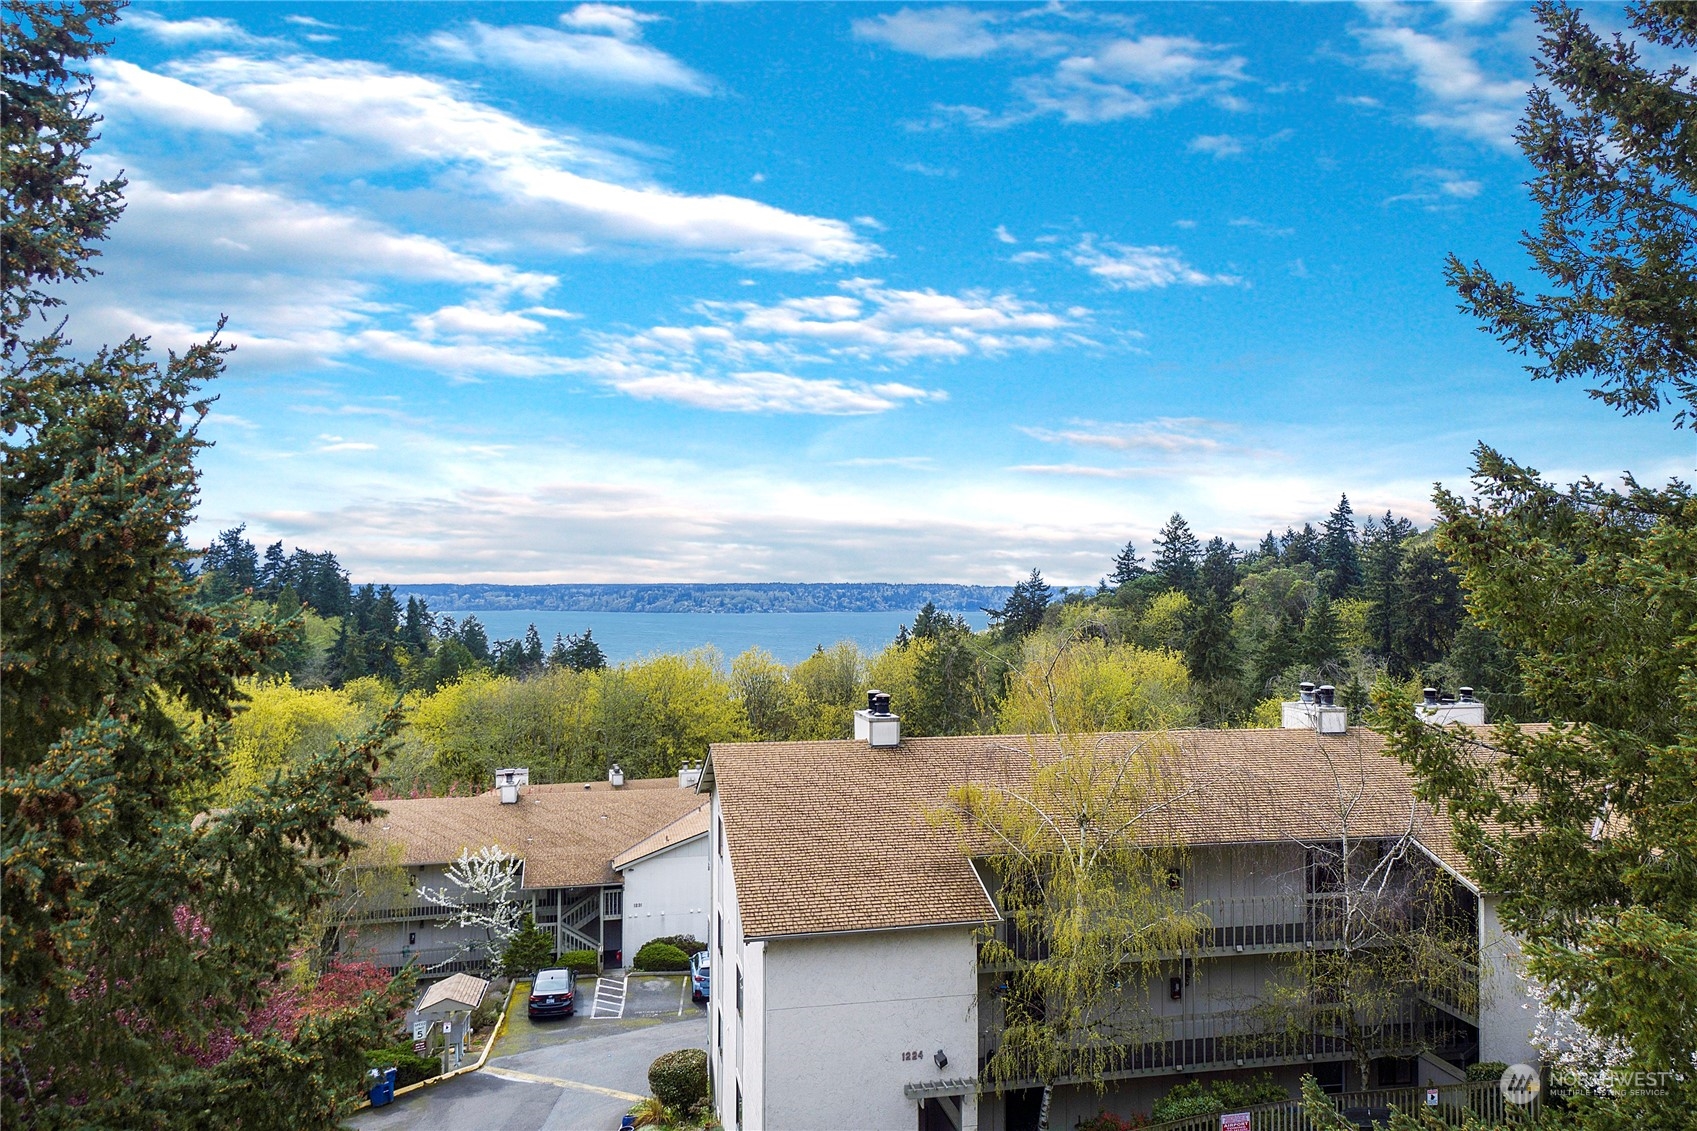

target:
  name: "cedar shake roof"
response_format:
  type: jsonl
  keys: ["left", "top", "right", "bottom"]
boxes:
{"left": 355, "top": 778, "right": 704, "bottom": 889}
{"left": 709, "top": 726, "right": 1508, "bottom": 940}
{"left": 614, "top": 800, "right": 711, "bottom": 869}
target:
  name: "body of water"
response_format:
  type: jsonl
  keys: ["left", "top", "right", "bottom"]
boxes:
{"left": 439, "top": 608, "right": 992, "bottom": 665}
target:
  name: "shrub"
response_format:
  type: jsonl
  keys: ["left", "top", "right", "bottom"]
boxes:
{"left": 648, "top": 1048, "right": 710, "bottom": 1111}
{"left": 1077, "top": 1110, "right": 1149, "bottom": 1131}
{"left": 500, "top": 914, "right": 556, "bottom": 978}
{"left": 629, "top": 1095, "right": 669, "bottom": 1128}
{"left": 650, "top": 934, "right": 707, "bottom": 956}
{"left": 633, "top": 941, "right": 691, "bottom": 972}
{"left": 1151, "top": 1075, "right": 1287, "bottom": 1123}
{"left": 469, "top": 996, "right": 502, "bottom": 1032}
{"left": 556, "top": 948, "right": 600, "bottom": 975}
{"left": 365, "top": 1045, "right": 439, "bottom": 1088}
{"left": 1467, "top": 1061, "right": 1509, "bottom": 1082}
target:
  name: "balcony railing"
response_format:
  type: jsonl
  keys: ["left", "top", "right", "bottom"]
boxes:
{"left": 345, "top": 898, "right": 494, "bottom": 924}
{"left": 368, "top": 944, "right": 496, "bottom": 975}
{"left": 1136, "top": 1079, "right": 1539, "bottom": 1131}
{"left": 977, "top": 1003, "right": 1472, "bottom": 1089}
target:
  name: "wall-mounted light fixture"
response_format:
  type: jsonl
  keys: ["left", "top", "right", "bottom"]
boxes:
{"left": 934, "top": 1050, "right": 948, "bottom": 1069}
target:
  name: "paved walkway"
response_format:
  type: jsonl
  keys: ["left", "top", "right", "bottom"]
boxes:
{"left": 350, "top": 992, "right": 706, "bottom": 1131}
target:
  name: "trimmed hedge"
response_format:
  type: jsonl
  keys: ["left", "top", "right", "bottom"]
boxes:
{"left": 556, "top": 948, "right": 600, "bottom": 975}
{"left": 365, "top": 1045, "right": 439, "bottom": 1088}
{"left": 648, "top": 1048, "right": 710, "bottom": 1110}
{"left": 633, "top": 941, "right": 690, "bottom": 972}
{"left": 649, "top": 934, "right": 706, "bottom": 956}
{"left": 1467, "top": 1061, "right": 1510, "bottom": 1082}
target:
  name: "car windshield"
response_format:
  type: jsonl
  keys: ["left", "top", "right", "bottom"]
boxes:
{"left": 695, "top": 954, "right": 709, "bottom": 970}
{"left": 533, "top": 971, "right": 573, "bottom": 992}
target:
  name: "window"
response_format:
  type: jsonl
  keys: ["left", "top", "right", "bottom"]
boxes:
{"left": 736, "top": 965, "right": 743, "bottom": 1014}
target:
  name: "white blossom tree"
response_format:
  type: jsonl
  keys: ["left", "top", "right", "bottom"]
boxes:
{"left": 423, "top": 845, "right": 526, "bottom": 967}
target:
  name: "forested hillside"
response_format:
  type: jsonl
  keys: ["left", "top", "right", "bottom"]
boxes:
{"left": 193, "top": 496, "right": 1521, "bottom": 799}
{"left": 391, "top": 581, "right": 1013, "bottom": 613}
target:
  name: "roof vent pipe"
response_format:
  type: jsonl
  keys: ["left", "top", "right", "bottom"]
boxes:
{"left": 609, "top": 763, "right": 624, "bottom": 788}
{"left": 1459, "top": 687, "right": 1475, "bottom": 702}
{"left": 1422, "top": 687, "right": 1439, "bottom": 706}
{"left": 1317, "top": 685, "right": 1336, "bottom": 707}
{"left": 1299, "top": 682, "right": 1316, "bottom": 704}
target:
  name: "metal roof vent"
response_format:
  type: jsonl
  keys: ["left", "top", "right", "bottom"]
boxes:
{"left": 854, "top": 690, "right": 902, "bottom": 748}
{"left": 494, "top": 767, "right": 529, "bottom": 804}
{"left": 1416, "top": 688, "right": 1486, "bottom": 727}
{"left": 1282, "top": 683, "right": 1346, "bottom": 734}
{"left": 678, "top": 762, "right": 703, "bottom": 789}
{"left": 609, "top": 763, "right": 625, "bottom": 788}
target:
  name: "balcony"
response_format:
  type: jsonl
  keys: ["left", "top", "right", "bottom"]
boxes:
{"left": 345, "top": 898, "right": 493, "bottom": 924}
{"left": 366, "top": 943, "right": 496, "bottom": 975}
{"left": 979, "top": 894, "right": 1355, "bottom": 969}
{"left": 976, "top": 1003, "right": 1473, "bottom": 1090}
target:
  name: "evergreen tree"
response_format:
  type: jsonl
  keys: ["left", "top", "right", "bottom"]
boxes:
{"left": 1296, "top": 591, "right": 1343, "bottom": 671}
{"left": 2, "top": 8, "right": 402, "bottom": 1120}
{"left": 548, "top": 632, "right": 572, "bottom": 669}
{"left": 402, "top": 595, "right": 433, "bottom": 651}
{"left": 202, "top": 524, "right": 259, "bottom": 594}
{"left": 258, "top": 539, "right": 286, "bottom": 600}
{"left": 1360, "top": 513, "right": 1414, "bottom": 670}
{"left": 1152, "top": 513, "right": 1201, "bottom": 593}
{"left": 1108, "top": 540, "right": 1147, "bottom": 588}
{"left": 1198, "top": 537, "right": 1238, "bottom": 605}
{"left": 993, "top": 569, "right": 1052, "bottom": 639}
{"left": 1446, "top": 2, "right": 1697, "bottom": 427}
{"left": 1319, "top": 495, "right": 1362, "bottom": 597}
{"left": 563, "top": 629, "right": 607, "bottom": 672}
{"left": 912, "top": 600, "right": 960, "bottom": 641}
{"left": 1257, "top": 530, "right": 1280, "bottom": 560}
{"left": 1182, "top": 598, "right": 1239, "bottom": 723}
{"left": 1394, "top": 544, "right": 1464, "bottom": 672}
{"left": 522, "top": 623, "right": 545, "bottom": 673}
{"left": 456, "top": 614, "right": 490, "bottom": 663}
{"left": 1279, "top": 522, "right": 1321, "bottom": 568}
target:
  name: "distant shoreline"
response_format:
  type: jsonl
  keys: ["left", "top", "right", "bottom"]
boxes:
{"left": 383, "top": 582, "right": 1014, "bottom": 615}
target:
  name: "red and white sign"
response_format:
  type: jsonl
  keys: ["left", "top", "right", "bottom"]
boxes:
{"left": 1221, "top": 1112, "right": 1251, "bottom": 1131}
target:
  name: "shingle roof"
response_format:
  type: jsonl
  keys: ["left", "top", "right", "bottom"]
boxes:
{"left": 354, "top": 778, "right": 705, "bottom": 889}
{"left": 709, "top": 727, "right": 1507, "bottom": 940}
{"left": 417, "top": 972, "right": 488, "bottom": 1013}
{"left": 614, "top": 800, "right": 711, "bottom": 869}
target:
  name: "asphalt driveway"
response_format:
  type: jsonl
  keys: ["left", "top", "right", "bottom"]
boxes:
{"left": 348, "top": 1000, "right": 706, "bottom": 1130}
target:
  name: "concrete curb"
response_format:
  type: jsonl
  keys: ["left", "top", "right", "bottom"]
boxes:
{"left": 354, "top": 980, "right": 517, "bottom": 1112}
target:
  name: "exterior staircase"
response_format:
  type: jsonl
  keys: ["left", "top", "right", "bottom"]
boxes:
{"left": 559, "top": 892, "right": 600, "bottom": 952}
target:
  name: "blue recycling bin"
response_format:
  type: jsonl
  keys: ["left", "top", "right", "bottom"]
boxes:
{"left": 368, "top": 1066, "right": 397, "bottom": 1107}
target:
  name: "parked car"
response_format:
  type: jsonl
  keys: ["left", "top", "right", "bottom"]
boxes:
{"left": 528, "top": 968, "right": 576, "bottom": 1020}
{"left": 690, "top": 949, "right": 710, "bottom": 1002}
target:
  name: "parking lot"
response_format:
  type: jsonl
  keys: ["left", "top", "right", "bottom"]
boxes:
{"left": 350, "top": 975, "right": 706, "bottom": 1131}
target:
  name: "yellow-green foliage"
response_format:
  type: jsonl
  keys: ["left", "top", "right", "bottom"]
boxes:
{"left": 998, "top": 636, "right": 1196, "bottom": 735}
{"left": 217, "top": 678, "right": 385, "bottom": 803}
{"left": 865, "top": 639, "right": 921, "bottom": 718}
{"left": 1332, "top": 598, "right": 1373, "bottom": 654}
{"left": 1247, "top": 695, "right": 1285, "bottom": 728}
{"left": 1137, "top": 589, "right": 1191, "bottom": 651}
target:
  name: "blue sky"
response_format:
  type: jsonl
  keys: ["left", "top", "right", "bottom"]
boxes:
{"left": 73, "top": 1, "right": 1689, "bottom": 584}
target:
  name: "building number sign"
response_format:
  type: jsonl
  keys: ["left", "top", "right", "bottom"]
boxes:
{"left": 900, "top": 1050, "right": 926, "bottom": 1062}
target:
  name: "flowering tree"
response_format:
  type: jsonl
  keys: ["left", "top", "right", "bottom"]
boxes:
{"left": 422, "top": 846, "right": 526, "bottom": 965}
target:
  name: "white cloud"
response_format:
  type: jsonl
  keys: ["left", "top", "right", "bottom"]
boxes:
{"left": 1008, "top": 250, "right": 1050, "bottom": 263}
{"left": 1189, "top": 133, "right": 1245, "bottom": 158}
{"left": 995, "top": 224, "right": 1018, "bottom": 244}
{"left": 560, "top": 4, "right": 657, "bottom": 39}
{"left": 610, "top": 279, "right": 1080, "bottom": 366}
{"left": 1069, "top": 238, "right": 1242, "bottom": 290}
{"left": 852, "top": 7, "right": 1004, "bottom": 59}
{"left": 90, "top": 60, "right": 259, "bottom": 133}
{"left": 862, "top": 9, "right": 1250, "bottom": 126}
{"left": 898, "top": 161, "right": 957, "bottom": 177}
{"left": 427, "top": 18, "right": 709, "bottom": 94}
{"left": 174, "top": 55, "right": 875, "bottom": 269}
{"left": 1022, "top": 417, "right": 1238, "bottom": 456}
{"left": 128, "top": 11, "right": 262, "bottom": 44}
{"left": 1383, "top": 167, "right": 1485, "bottom": 208}
{"left": 1352, "top": 7, "right": 1528, "bottom": 149}
{"left": 600, "top": 368, "right": 945, "bottom": 415}
{"left": 283, "top": 16, "right": 337, "bottom": 30}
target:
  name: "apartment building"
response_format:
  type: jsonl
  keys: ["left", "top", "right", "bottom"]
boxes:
{"left": 703, "top": 692, "right": 1537, "bottom": 1131}
{"left": 340, "top": 766, "right": 708, "bottom": 973}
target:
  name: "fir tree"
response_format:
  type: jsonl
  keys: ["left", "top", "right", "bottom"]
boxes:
{"left": 1198, "top": 537, "right": 1238, "bottom": 605}
{"left": 1320, "top": 494, "right": 1362, "bottom": 597}
{"left": 257, "top": 539, "right": 286, "bottom": 601}
{"left": 993, "top": 569, "right": 1052, "bottom": 639}
{"left": 563, "top": 629, "right": 607, "bottom": 672}
{"left": 1107, "top": 540, "right": 1147, "bottom": 588}
{"left": 1296, "top": 591, "right": 1343, "bottom": 671}
{"left": 1152, "top": 513, "right": 1201, "bottom": 593}
{"left": 2, "top": 7, "right": 402, "bottom": 1121}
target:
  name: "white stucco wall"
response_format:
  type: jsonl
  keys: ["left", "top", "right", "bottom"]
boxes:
{"left": 620, "top": 834, "right": 710, "bottom": 957}
{"left": 1478, "top": 894, "right": 1536, "bottom": 1067}
{"left": 761, "top": 927, "right": 981, "bottom": 1131}
{"left": 712, "top": 792, "right": 765, "bottom": 1130}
